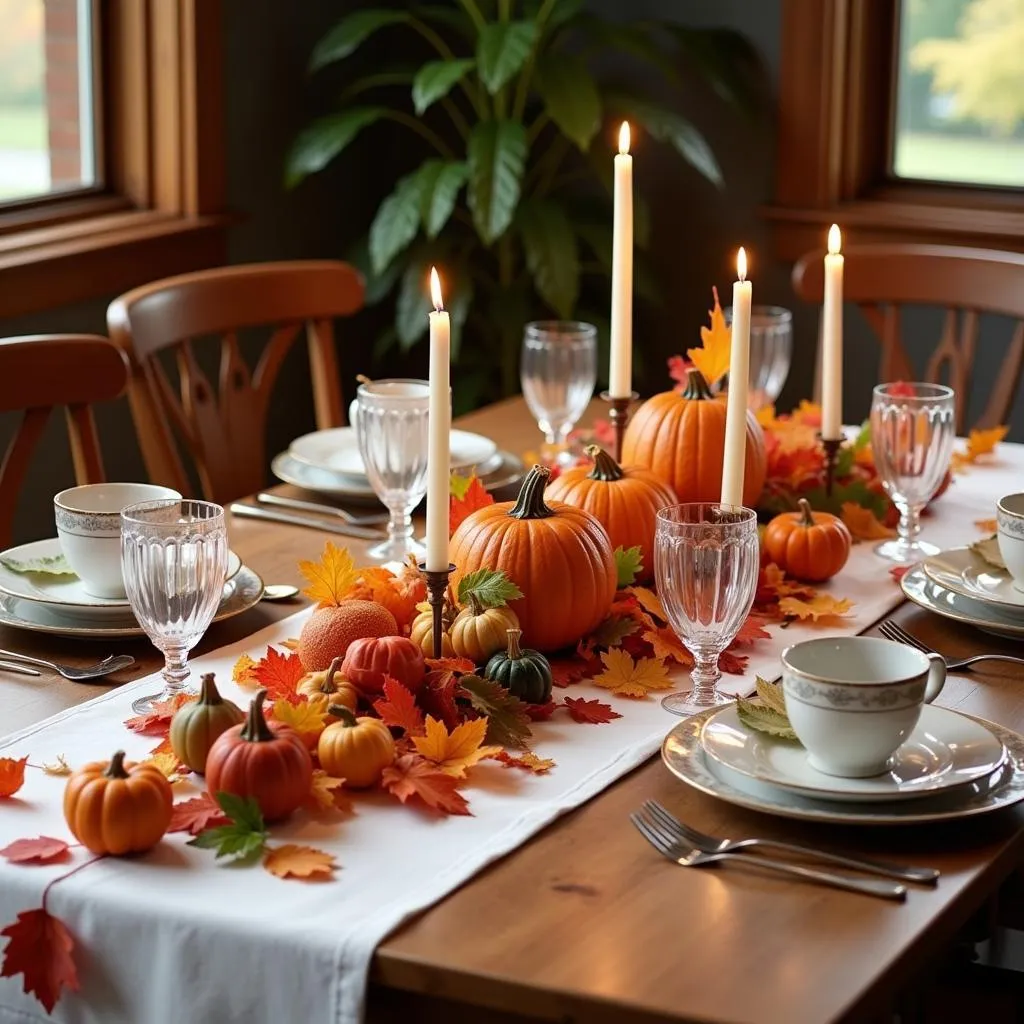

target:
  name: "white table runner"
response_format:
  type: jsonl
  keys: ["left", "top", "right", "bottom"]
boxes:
{"left": 0, "top": 448, "right": 1019, "bottom": 1024}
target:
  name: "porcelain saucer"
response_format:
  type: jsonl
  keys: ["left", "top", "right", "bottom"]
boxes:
{"left": 901, "top": 565, "right": 1024, "bottom": 639}
{"left": 924, "top": 546, "right": 1024, "bottom": 612}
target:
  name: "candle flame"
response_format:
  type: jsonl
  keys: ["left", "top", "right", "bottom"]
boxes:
{"left": 827, "top": 223, "right": 842, "bottom": 255}
{"left": 737, "top": 246, "right": 747, "bottom": 282}
{"left": 429, "top": 266, "right": 444, "bottom": 311}
{"left": 618, "top": 121, "right": 630, "bottom": 155}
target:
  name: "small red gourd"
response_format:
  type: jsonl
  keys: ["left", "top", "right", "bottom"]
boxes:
{"left": 341, "top": 635, "right": 426, "bottom": 696}
{"left": 169, "top": 672, "right": 245, "bottom": 773}
{"left": 763, "top": 498, "right": 852, "bottom": 582}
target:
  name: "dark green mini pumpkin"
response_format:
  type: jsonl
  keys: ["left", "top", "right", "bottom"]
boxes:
{"left": 484, "top": 628, "right": 553, "bottom": 704}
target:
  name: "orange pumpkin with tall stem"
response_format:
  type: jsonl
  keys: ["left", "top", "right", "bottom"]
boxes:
{"left": 764, "top": 498, "right": 852, "bottom": 582}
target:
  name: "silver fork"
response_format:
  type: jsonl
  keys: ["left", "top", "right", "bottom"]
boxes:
{"left": 631, "top": 806, "right": 906, "bottom": 900}
{"left": 643, "top": 800, "right": 938, "bottom": 885}
{"left": 879, "top": 619, "right": 1024, "bottom": 672}
{"left": 256, "top": 493, "right": 389, "bottom": 527}
{"left": 0, "top": 650, "right": 136, "bottom": 681}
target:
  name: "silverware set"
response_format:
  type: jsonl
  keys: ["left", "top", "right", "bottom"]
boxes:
{"left": 878, "top": 618, "right": 1024, "bottom": 672}
{"left": 229, "top": 493, "right": 389, "bottom": 540}
{"left": 0, "top": 650, "right": 135, "bottom": 681}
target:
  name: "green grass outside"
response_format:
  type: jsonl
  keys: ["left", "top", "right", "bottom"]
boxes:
{"left": 0, "top": 105, "right": 46, "bottom": 149}
{"left": 894, "top": 131, "right": 1024, "bottom": 188}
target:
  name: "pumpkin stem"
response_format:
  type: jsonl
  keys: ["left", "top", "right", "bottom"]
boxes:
{"left": 105, "top": 750, "right": 130, "bottom": 779}
{"left": 797, "top": 498, "right": 816, "bottom": 528}
{"left": 323, "top": 657, "right": 343, "bottom": 694}
{"left": 508, "top": 464, "right": 554, "bottom": 520}
{"left": 467, "top": 591, "right": 484, "bottom": 617}
{"left": 585, "top": 444, "right": 625, "bottom": 482}
{"left": 682, "top": 369, "right": 714, "bottom": 401}
{"left": 506, "top": 627, "right": 523, "bottom": 660}
{"left": 328, "top": 705, "right": 358, "bottom": 728}
{"left": 240, "top": 689, "right": 275, "bottom": 743}
{"left": 198, "top": 673, "right": 223, "bottom": 705}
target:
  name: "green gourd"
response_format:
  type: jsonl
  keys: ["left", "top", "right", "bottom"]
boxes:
{"left": 169, "top": 673, "right": 245, "bottom": 773}
{"left": 484, "top": 628, "right": 553, "bottom": 704}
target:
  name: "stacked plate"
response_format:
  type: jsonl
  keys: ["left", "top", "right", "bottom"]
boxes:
{"left": 662, "top": 701, "right": 1024, "bottom": 825}
{"left": 273, "top": 427, "right": 526, "bottom": 503}
{"left": 0, "top": 538, "right": 263, "bottom": 640}
{"left": 901, "top": 546, "right": 1024, "bottom": 641}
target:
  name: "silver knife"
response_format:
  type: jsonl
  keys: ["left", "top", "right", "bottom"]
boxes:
{"left": 229, "top": 503, "right": 386, "bottom": 540}
{"left": 0, "top": 660, "right": 42, "bottom": 677}
{"left": 256, "top": 492, "right": 388, "bottom": 526}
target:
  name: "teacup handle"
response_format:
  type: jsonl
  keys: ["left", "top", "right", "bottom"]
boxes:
{"left": 923, "top": 653, "right": 947, "bottom": 703}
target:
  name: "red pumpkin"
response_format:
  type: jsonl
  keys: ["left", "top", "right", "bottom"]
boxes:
{"left": 204, "top": 689, "right": 313, "bottom": 822}
{"left": 622, "top": 369, "right": 766, "bottom": 507}
{"left": 763, "top": 498, "right": 852, "bottom": 582}
{"left": 341, "top": 635, "right": 426, "bottom": 696}
{"left": 545, "top": 445, "right": 677, "bottom": 582}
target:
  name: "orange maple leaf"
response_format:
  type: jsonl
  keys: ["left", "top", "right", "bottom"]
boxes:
{"left": 412, "top": 715, "right": 501, "bottom": 777}
{"left": 731, "top": 614, "right": 772, "bottom": 646}
{"left": 271, "top": 699, "right": 328, "bottom": 749}
{"left": 975, "top": 518, "right": 998, "bottom": 533}
{"left": 298, "top": 541, "right": 359, "bottom": 607}
{"left": 252, "top": 647, "right": 306, "bottom": 702}
{"left": 449, "top": 474, "right": 495, "bottom": 536}
{"left": 779, "top": 595, "right": 854, "bottom": 622}
{"left": 0, "top": 756, "right": 28, "bottom": 798}
{"left": 0, "top": 907, "right": 79, "bottom": 1012}
{"left": 967, "top": 425, "right": 1008, "bottom": 458}
{"left": 232, "top": 653, "right": 259, "bottom": 688}
{"left": 142, "top": 751, "right": 189, "bottom": 784}
{"left": 373, "top": 677, "right": 426, "bottom": 736}
{"left": 381, "top": 754, "right": 471, "bottom": 815}
{"left": 280, "top": 637, "right": 300, "bottom": 651}
{"left": 306, "top": 770, "right": 353, "bottom": 813}
{"left": 627, "top": 585, "right": 667, "bottom": 623}
{"left": 686, "top": 286, "right": 731, "bottom": 387}
{"left": 123, "top": 692, "right": 196, "bottom": 737}
{"left": 492, "top": 750, "right": 556, "bottom": 774}
{"left": 841, "top": 502, "right": 896, "bottom": 541}
{"left": 348, "top": 567, "right": 420, "bottom": 631}
{"left": 263, "top": 844, "right": 336, "bottom": 880}
{"left": 642, "top": 625, "right": 693, "bottom": 667}
{"left": 593, "top": 648, "right": 674, "bottom": 698}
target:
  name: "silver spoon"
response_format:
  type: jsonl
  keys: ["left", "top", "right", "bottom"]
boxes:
{"left": 0, "top": 650, "right": 136, "bottom": 681}
{"left": 261, "top": 584, "right": 300, "bottom": 602}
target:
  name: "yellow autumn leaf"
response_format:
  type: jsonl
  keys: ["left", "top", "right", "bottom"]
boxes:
{"left": 263, "top": 844, "right": 337, "bottom": 880}
{"left": 41, "top": 755, "right": 71, "bottom": 777}
{"left": 306, "top": 770, "right": 352, "bottom": 813}
{"left": 840, "top": 502, "right": 895, "bottom": 541}
{"left": 298, "top": 541, "right": 360, "bottom": 607}
{"left": 280, "top": 637, "right": 300, "bottom": 651}
{"left": 412, "top": 716, "right": 501, "bottom": 778}
{"left": 493, "top": 750, "right": 556, "bottom": 774}
{"left": 686, "top": 287, "right": 731, "bottom": 386}
{"left": 593, "top": 648, "right": 674, "bottom": 698}
{"left": 143, "top": 751, "right": 188, "bottom": 784}
{"left": 271, "top": 699, "right": 328, "bottom": 740}
{"left": 629, "top": 585, "right": 667, "bottom": 623}
{"left": 778, "top": 595, "right": 854, "bottom": 622}
{"left": 967, "top": 425, "right": 1008, "bottom": 459}
{"left": 232, "top": 653, "right": 259, "bottom": 688}
{"left": 755, "top": 404, "right": 778, "bottom": 428}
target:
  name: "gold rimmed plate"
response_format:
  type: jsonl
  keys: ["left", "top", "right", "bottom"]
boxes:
{"left": 901, "top": 565, "right": 1024, "bottom": 640}
{"left": 923, "top": 546, "right": 1024, "bottom": 612}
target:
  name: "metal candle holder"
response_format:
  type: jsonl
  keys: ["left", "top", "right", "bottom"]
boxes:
{"left": 418, "top": 562, "right": 456, "bottom": 659}
{"left": 599, "top": 390, "right": 639, "bottom": 464}
{"left": 819, "top": 436, "right": 843, "bottom": 497}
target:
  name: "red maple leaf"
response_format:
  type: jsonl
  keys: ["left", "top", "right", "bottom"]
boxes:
{"left": 0, "top": 837, "right": 71, "bottom": 864}
{"left": 449, "top": 476, "right": 495, "bottom": 536}
{"left": 524, "top": 700, "right": 558, "bottom": 721}
{"left": 667, "top": 354, "right": 694, "bottom": 391}
{"left": 425, "top": 655, "right": 476, "bottom": 675}
{"left": 731, "top": 614, "right": 772, "bottom": 647}
{"left": 373, "top": 676, "right": 426, "bottom": 736}
{"left": 718, "top": 650, "right": 749, "bottom": 675}
{"left": 417, "top": 670, "right": 462, "bottom": 730}
{"left": 0, "top": 908, "right": 79, "bottom": 1013}
{"left": 123, "top": 693, "right": 195, "bottom": 738}
{"left": 590, "top": 418, "right": 617, "bottom": 446}
{"left": 0, "top": 756, "right": 28, "bottom": 798}
{"left": 549, "top": 655, "right": 599, "bottom": 688}
{"left": 889, "top": 565, "right": 911, "bottom": 584}
{"left": 563, "top": 697, "right": 622, "bottom": 724}
{"left": 381, "top": 754, "right": 471, "bottom": 815}
{"left": 252, "top": 647, "right": 306, "bottom": 702}
{"left": 167, "top": 794, "right": 230, "bottom": 836}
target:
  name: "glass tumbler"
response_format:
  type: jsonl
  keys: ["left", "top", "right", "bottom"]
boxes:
{"left": 354, "top": 379, "right": 431, "bottom": 562}
{"left": 655, "top": 503, "right": 760, "bottom": 717}
{"left": 121, "top": 499, "right": 228, "bottom": 714}
{"left": 870, "top": 382, "right": 956, "bottom": 563}
{"left": 725, "top": 305, "right": 793, "bottom": 410}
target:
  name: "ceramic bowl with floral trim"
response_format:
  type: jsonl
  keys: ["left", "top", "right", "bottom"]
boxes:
{"left": 997, "top": 493, "right": 1024, "bottom": 593}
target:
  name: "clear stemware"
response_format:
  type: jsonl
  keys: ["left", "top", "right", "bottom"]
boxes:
{"left": 655, "top": 503, "right": 760, "bottom": 717}
{"left": 354, "top": 378, "right": 431, "bottom": 562}
{"left": 520, "top": 321, "right": 597, "bottom": 465}
{"left": 870, "top": 382, "right": 956, "bottom": 564}
{"left": 725, "top": 305, "right": 793, "bottom": 410}
{"left": 121, "top": 499, "right": 228, "bottom": 715}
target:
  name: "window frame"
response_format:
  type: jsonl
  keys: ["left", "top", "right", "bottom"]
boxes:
{"left": 766, "top": 0, "right": 1024, "bottom": 261}
{"left": 0, "top": 0, "right": 228, "bottom": 320}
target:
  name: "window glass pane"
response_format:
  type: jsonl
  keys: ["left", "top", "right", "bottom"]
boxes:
{"left": 0, "top": 0, "right": 96, "bottom": 204}
{"left": 893, "top": 0, "right": 1024, "bottom": 188}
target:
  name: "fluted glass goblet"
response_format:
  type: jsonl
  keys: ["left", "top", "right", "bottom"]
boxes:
{"left": 121, "top": 499, "right": 228, "bottom": 714}
{"left": 655, "top": 503, "right": 760, "bottom": 717}
{"left": 870, "top": 382, "right": 956, "bottom": 564}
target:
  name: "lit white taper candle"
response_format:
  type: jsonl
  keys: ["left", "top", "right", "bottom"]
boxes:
{"left": 720, "top": 247, "right": 752, "bottom": 507}
{"left": 426, "top": 267, "right": 451, "bottom": 572}
{"left": 821, "top": 224, "right": 844, "bottom": 441}
{"left": 609, "top": 122, "right": 634, "bottom": 398}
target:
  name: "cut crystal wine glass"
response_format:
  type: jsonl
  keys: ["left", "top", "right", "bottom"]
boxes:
{"left": 655, "top": 503, "right": 760, "bottom": 717}
{"left": 870, "top": 382, "right": 956, "bottom": 563}
{"left": 121, "top": 499, "right": 228, "bottom": 714}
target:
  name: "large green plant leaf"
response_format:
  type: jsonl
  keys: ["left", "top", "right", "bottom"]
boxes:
{"left": 418, "top": 160, "right": 469, "bottom": 237}
{"left": 574, "top": 15, "right": 678, "bottom": 81}
{"left": 534, "top": 54, "right": 601, "bottom": 152}
{"left": 476, "top": 21, "right": 537, "bottom": 94}
{"left": 369, "top": 171, "right": 425, "bottom": 274}
{"left": 395, "top": 260, "right": 431, "bottom": 350}
{"left": 517, "top": 199, "right": 579, "bottom": 319}
{"left": 348, "top": 235, "right": 406, "bottom": 306}
{"left": 413, "top": 59, "right": 475, "bottom": 114}
{"left": 467, "top": 120, "right": 527, "bottom": 244}
{"left": 285, "top": 107, "right": 383, "bottom": 188}
{"left": 666, "top": 26, "right": 762, "bottom": 117}
{"left": 310, "top": 10, "right": 408, "bottom": 73}
{"left": 543, "top": 0, "right": 585, "bottom": 32}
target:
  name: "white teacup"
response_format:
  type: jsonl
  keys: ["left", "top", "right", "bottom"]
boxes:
{"left": 997, "top": 493, "right": 1024, "bottom": 592}
{"left": 781, "top": 637, "right": 946, "bottom": 778}
{"left": 55, "top": 483, "right": 181, "bottom": 598}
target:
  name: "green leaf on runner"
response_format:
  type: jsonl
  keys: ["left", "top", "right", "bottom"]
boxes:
{"left": 614, "top": 545, "right": 644, "bottom": 587}
{"left": 735, "top": 696, "right": 797, "bottom": 740}
{"left": 187, "top": 792, "right": 268, "bottom": 863}
{"left": 458, "top": 675, "right": 532, "bottom": 750}
{"left": 0, "top": 553, "right": 75, "bottom": 576}
{"left": 456, "top": 567, "right": 523, "bottom": 609}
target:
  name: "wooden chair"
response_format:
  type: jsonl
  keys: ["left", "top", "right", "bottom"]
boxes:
{"left": 792, "top": 244, "right": 1024, "bottom": 433}
{"left": 106, "top": 260, "right": 364, "bottom": 505}
{"left": 0, "top": 335, "right": 129, "bottom": 548}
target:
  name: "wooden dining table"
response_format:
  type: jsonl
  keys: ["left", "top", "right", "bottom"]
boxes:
{"left": 4, "top": 395, "right": 1024, "bottom": 1024}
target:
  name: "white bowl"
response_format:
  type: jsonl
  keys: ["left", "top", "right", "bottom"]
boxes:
{"left": 997, "top": 493, "right": 1024, "bottom": 593}
{"left": 54, "top": 483, "right": 181, "bottom": 598}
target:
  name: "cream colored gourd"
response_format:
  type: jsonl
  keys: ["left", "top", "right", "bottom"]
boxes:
{"left": 450, "top": 597, "right": 520, "bottom": 664}
{"left": 296, "top": 657, "right": 359, "bottom": 713}
{"left": 168, "top": 673, "right": 245, "bottom": 773}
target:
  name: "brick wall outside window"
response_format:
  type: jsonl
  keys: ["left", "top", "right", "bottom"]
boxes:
{"left": 43, "top": 0, "right": 81, "bottom": 188}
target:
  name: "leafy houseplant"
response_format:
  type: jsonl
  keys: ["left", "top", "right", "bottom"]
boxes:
{"left": 288, "top": 1, "right": 756, "bottom": 406}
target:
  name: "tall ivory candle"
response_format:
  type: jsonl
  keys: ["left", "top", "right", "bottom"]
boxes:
{"left": 720, "top": 247, "right": 752, "bottom": 507}
{"left": 821, "top": 224, "right": 844, "bottom": 441}
{"left": 609, "top": 122, "right": 633, "bottom": 398}
{"left": 426, "top": 267, "right": 451, "bottom": 572}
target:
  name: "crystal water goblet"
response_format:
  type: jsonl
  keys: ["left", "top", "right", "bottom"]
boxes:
{"left": 870, "top": 382, "right": 956, "bottom": 563}
{"left": 725, "top": 305, "right": 793, "bottom": 409}
{"left": 521, "top": 321, "right": 597, "bottom": 464}
{"left": 121, "top": 499, "right": 228, "bottom": 714}
{"left": 655, "top": 503, "right": 760, "bottom": 717}
{"left": 354, "top": 378, "right": 431, "bottom": 562}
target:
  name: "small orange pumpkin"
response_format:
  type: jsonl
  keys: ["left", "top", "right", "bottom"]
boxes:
{"left": 64, "top": 750, "right": 173, "bottom": 855}
{"left": 622, "top": 369, "right": 766, "bottom": 507}
{"left": 317, "top": 706, "right": 396, "bottom": 788}
{"left": 764, "top": 498, "right": 852, "bottom": 582}
{"left": 546, "top": 445, "right": 677, "bottom": 582}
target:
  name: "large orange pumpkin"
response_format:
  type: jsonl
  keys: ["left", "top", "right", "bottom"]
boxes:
{"left": 763, "top": 498, "right": 852, "bottom": 582}
{"left": 450, "top": 464, "right": 616, "bottom": 652}
{"left": 546, "top": 445, "right": 677, "bottom": 582}
{"left": 622, "top": 369, "right": 766, "bottom": 507}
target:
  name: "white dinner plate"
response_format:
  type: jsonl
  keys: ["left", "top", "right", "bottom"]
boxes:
{"left": 700, "top": 703, "right": 1006, "bottom": 804}
{"left": 663, "top": 707, "right": 1024, "bottom": 826}
{"left": 901, "top": 565, "right": 1024, "bottom": 640}
{"left": 289, "top": 427, "right": 500, "bottom": 479}
{"left": 923, "top": 546, "right": 1024, "bottom": 612}
{"left": 0, "top": 539, "right": 242, "bottom": 620}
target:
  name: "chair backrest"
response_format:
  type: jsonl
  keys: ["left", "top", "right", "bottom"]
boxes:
{"left": 0, "top": 335, "right": 129, "bottom": 548}
{"left": 106, "top": 260, "right": 364, "bottom": 504}
{"left": 791, "top": 243, "right": 1024, "bottom": 433}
